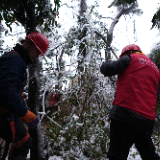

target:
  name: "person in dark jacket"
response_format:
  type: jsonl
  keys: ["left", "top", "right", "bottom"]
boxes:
{"left": 100, "top": 44, "right": 160, "bottom": 160}
{"left": 0, "top": 32, "right": 49, "bottom": 160}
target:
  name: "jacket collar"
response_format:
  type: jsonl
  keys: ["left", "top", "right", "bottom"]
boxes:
{"left": 13, "top": 43, "right": 32, "bottom": 65}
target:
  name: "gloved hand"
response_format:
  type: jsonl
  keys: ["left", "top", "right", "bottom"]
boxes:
{"left": 21, "top": 110, "right": 39, "bottom": 129}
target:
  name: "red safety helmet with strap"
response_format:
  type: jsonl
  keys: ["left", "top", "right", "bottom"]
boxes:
{"left": 26, "top": 32, "right": 49, "bottom": 56}
{"left": 119, "top": 44, "right": 142, "bottom": 58}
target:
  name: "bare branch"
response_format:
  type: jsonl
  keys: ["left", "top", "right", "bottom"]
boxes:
{"left": 49, "top": 42, "right": 66, "bottom": 52}
{"left": 107, "top": 8, "right": 123, "bottom": 44}
{"left": 107, "top": 3, "right": 140, "bottom": 47}
{"left": 59, "top": 48, "right": 64, "bottom": 65}
{"left": 95, "top": 31, "right": 118, "bottom": 59}
{"left": 98, "top": 15, "right": 115, "bottom": 20}
{"left": 61, "top": 3, "right": 73, "bottom": 8}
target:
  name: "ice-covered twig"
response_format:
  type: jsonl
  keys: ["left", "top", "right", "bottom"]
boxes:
{"left": 46, "top": 116, "right": 62, "bottom": 128}
{"left": 61, "top": 3, "right": 73, "bottom": 8}
{"left": 95, "top": 31, "right": 118, "bottom": 59}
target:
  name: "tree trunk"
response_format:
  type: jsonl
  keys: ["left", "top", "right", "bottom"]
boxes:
{"left": 77, "top": 0, "right": 88, "bottom": 87}
{"left": 24, "top": 0, "right": 49, "bottom": 159}
{"left": 28, "top": 61, "right": 49, "bottom": 160}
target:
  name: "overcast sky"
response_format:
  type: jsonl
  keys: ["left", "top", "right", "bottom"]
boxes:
{"left": 2, "top": 0, "right": 160, "bottom": 58}
{"left": 58, "top": 0, "right": 160, "bottom": 57}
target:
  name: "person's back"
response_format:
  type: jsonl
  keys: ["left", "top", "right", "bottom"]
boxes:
{"left": 0, "top": 32, "right": 49, "bottom": 160}
{"left": 113, "top": 53, "right": 159, "bottom": 120}
{"left": 100, "top": 44, "right": 160, "bottom": 160}
{"left": 0, "top": 52, "right": 27, "bottom": 120}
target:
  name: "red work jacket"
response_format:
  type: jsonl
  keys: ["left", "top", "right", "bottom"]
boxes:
{"left": 113, "top": 53, "right": 160, "bottom": 120}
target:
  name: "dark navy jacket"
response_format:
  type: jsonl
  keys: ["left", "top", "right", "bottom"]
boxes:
{"left": 0, "top": 44, "right": 31, "bottom": 120}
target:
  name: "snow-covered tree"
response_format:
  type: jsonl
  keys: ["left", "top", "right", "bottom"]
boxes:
{"left": 45, "top": 1, "right": 144, "bottom": 159}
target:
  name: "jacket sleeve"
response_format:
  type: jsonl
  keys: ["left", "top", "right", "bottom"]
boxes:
{"left": 100, "top": 55, "right": 131, "bottom": 77}
{"left": 0, "top": 55, "right": 28, "bottom": 117}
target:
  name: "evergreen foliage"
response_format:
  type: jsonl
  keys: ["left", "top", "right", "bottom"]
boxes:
{"left": 149, "top": 45, "right": 160, "bottom": 70}
{"left": 46, "top": 61, "right": 114, "bottom": 159}
{"left": 0, "top": 0, "right": 61, "bottom": 32}
{"left": 40, "top": 2, "right": 115, "bottom": 159}
{"left": 151, "top": 8, "right": 160, "bottom": 29}
{"left": 1, "top": 0, "right": 160, "bottom": 159}
{"left": 149, "top": 44, "right": 160, "bottom": 153}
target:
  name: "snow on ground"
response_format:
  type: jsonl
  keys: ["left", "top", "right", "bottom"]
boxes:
{"left": 48, "top": 155, "right": 142, "bottom": 160}
{"left": 48, "top": 146, "right": 142, "bottom": 160}
{"left": 27, "top": 146, "right": 142, "bottom": 160}
{"left": 127, "top": 146, "right": 141, "bottom": 160}
{"left": 49, "top": 156, "right": 63, "bottom": 160}
{"left": 26, "top": 143, "right": 146, "bottom": 160}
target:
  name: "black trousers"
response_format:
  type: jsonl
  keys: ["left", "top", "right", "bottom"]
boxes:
{"left": 0, "top": 116, "right": 32, "bottom": 158}
{"left": 107, "top": 119, "right": 160, "bottom": 160}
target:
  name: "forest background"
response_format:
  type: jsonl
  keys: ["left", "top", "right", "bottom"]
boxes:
{"left": 1, "top": 0, "right": 160, "bottom": 160}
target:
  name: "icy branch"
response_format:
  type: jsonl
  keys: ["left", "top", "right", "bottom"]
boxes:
{"left": 108, "top": 3, "right": 137, "bottom": 45}
{"left": 46, "top": 116, "right": 62, "bottom": 128}
{"left": 49, "top": 42, "right": 66, "bottom": 51}
{"left": 95, "top": 31, "right": 118, "bottom": 59}
{"left": 61, "top": 3, "right": 73, "bottom": 8}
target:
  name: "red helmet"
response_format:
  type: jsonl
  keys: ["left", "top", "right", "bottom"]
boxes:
{"left": 120, "top": 44, "right": 142, "bottom": 58}
{"left": 26, "top": 32, "right": 49, "bottom": 55}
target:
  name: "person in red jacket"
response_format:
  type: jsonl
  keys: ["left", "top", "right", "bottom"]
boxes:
{"left": 100, "top": 44, "right": 160, "bottom": 160}
{"left": 0, "top": 32, "right": 49, "bottom": 160}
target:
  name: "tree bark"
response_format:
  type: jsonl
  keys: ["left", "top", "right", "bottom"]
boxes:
{"left": 22, "top": 0, "right": 49, "bottom": 159}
